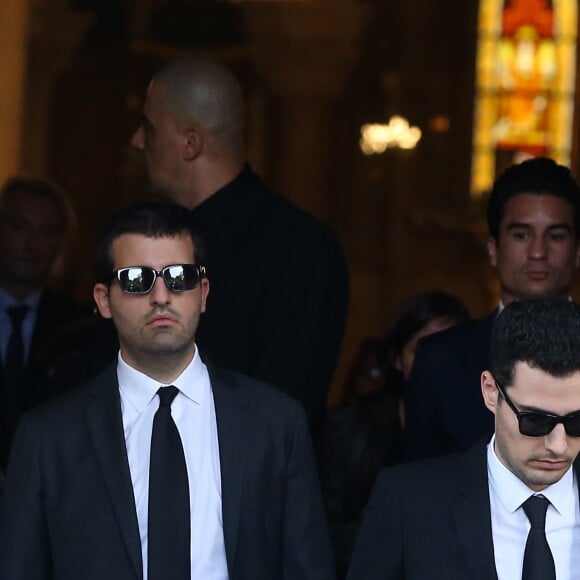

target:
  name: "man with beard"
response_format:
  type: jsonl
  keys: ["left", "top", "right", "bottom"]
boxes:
{"left": 0, "top": 203, "right": 335, "bottom": 580}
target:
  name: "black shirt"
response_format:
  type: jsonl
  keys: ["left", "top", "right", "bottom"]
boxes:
{"left": 193, "top": 165, "right": 349, "bottom": 422}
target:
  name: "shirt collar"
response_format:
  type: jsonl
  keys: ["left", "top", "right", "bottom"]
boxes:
{"left": 487, "top": 434, "right": 576, "bottom": 515}
{"left": 117, "top": 345, "right": 206, "bottom": 413}
{"left": 192, "top": 164, "right": 260, "bottom": 232}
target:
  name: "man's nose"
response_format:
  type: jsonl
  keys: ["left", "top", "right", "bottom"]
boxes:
{"left": 544, "top": 422, "right": 568, "bottom": 456}
{"left": 528, "top": 234, "right": 547, "bottom": 259}
{"left": 149, "top": 276, "right": 171, "bottom": 305}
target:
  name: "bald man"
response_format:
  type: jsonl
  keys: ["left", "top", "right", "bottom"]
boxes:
{"left": 131, "top": 59, "right": 349, "bottom": 426}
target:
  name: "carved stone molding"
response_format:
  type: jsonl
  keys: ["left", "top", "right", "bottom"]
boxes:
{"left": 243, "top": 0, "right": 370, "bottom": 98}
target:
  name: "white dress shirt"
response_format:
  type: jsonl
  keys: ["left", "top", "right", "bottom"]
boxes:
{"left": 118, "top": 347, "right": 228, "bottom": 580}
{"left": 487, "top": 435, "right": 580, "bottom": 580}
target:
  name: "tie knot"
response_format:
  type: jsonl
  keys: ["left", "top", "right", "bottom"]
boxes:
{"left": 7, "top": 305, "right": 29, "bottom": 327}
{"left": 523, "top": 495, "right": 550, "bottom": 528}
{"left": 157, "top": 385, "right": 179, "bottom": 408}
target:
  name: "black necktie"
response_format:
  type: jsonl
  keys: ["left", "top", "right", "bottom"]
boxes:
{"left": 148, "top": 386, "right": 190, "bottom": 580}
{"left": 521, "top": 495, "right": 556, "bottom": 580}
{"left": 2, "top": 305, "right": 30, "bottom": 427}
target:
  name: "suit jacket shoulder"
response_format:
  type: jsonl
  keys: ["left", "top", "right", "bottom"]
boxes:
{"left": 413, "top": 314, "right": 495, "bottom": 368}
{"left": 405, "top": 314, "right": 496, "bottom": 460}
{"left": 0, "top": 363, "right": 141, "bottom": 580}
{"left": 208, "top": 363, "right": 307, "bottom": 419}
{"left": 3, "top": 365, "right": 121, "bottom": 471}
{"left": 348, "top": 444, "right": 497, "bottom": 580}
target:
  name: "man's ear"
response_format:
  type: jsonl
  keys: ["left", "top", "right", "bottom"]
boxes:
{"left": 481, "top": 370, "right": 499, "bottom": 415}
{"left": 183, "top": 126, "right": 203, "bottom": 161}
{"left": 93, "top": 283, "right": 112, "bottom": 319}
{"left": 200, "top": 278, "right": 210, "bottom": 313}
{"left": 487, "top": 236, "right": 498, "bottom": 267}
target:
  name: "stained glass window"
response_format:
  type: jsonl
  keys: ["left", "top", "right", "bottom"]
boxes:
{"left": 471, "top": 0, "right": 577, "bottom": 196}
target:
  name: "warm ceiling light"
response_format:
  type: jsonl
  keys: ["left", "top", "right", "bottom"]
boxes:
{"left": 359, "top": 116, "right": 422, "bottom": 154}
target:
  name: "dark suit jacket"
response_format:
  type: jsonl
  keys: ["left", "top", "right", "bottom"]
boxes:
{"left": 404, "top": 314, "right": 496, "bottom": 461}
{"left": 0, "top": 362, "right": 335, "bottom": 580}
{"left": 347, "top": 443, "right": 580, "bottom": 580}
{"left": 0, "top": 289, "right": 90, "bottom": 468}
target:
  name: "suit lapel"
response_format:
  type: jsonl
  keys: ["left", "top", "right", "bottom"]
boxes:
{"left": 452, "top": 444, "right": 499, "bottom": 580}
{"left": 84, "top": 363, "right": 143, "bottom": 579}
{"left": 208, "top": 364, "right": 248, "bottom": 576}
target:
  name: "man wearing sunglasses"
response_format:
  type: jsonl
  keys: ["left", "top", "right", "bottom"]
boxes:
{"left": 0, "top": 203, "right": 335, "bottom": 580}
{"left": 348, "top": 298, "right": 580, "bottom": 580}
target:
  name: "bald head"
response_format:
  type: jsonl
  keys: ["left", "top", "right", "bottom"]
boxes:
{"left": 152, "top": 59, "right": 245, "bottom": 153}
{"left": 132, "top": 59, "right": 247, "bottom": 207}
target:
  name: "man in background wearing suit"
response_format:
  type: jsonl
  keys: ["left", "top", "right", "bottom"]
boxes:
{"left": 131, "top": 59, "right": 348, "bottom": 427}
{"left": 348, "top": 298, "right": 580, "bottom": 580}
{"left": 0, "top": 177, "right": 88, "bottom": 470}
{"left": 405, "top": 157, "right": 580, "bottom": 460}
{"left": 0, "top": 202, "right": 335, "bottom": 580}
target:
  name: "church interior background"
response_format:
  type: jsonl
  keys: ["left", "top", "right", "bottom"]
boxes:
{"left": 2, "top": 0, "right": 579, "bottom": 403}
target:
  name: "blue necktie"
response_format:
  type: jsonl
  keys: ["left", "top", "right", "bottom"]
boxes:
{"left": 2, "top": 305, "right": 30, "bottom": 429}
{"left": 4, "top": 305, "right": 29, "bottom": 383}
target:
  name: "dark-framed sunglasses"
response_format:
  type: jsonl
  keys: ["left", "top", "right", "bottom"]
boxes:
{"left": 110, "top": 264, "right": 206, "bottom": 295}
{"left": 495, "top": 380, "right": 580, "bottom": 437}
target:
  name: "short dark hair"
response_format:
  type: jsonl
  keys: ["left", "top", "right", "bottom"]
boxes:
{"left": 0, "top": 176, "right": 76, "bottom": 234}
{"left": 95, "top": 202, "right": 206, "bottom": 284}
{"left": 381, "top": 291, "right": 470, "bottom": 363}
{"left": 487, "top": 157, "right": 580, "bottom": 241}
{"left": 490, "top": 298, "right": 580, "bottom": 387}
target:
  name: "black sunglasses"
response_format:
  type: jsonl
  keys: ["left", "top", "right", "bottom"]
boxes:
{"left": 495, "top": 380, "right": 580, "bottom": 437}
{"left": 111, "top": 264, "right": 206, "bottom": 295}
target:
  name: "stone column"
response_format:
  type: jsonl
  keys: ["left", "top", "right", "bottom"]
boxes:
{"left": 0, "top": 0, "right": 28, "bottom": 181}
{"left": 243, "top": 0, "right": 369, "bottom": 221}
{"left": 23, "top": 0, "right": 93, "bottom": 173}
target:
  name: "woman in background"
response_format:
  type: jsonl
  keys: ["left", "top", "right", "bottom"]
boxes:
{"left": 387, "top": 291, "right": 470, "bottom": 427}
{"left": 319, "top": 291, "right": 469, "bottom": 578}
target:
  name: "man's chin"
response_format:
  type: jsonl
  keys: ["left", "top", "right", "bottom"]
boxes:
{"left": 523, "top": 462, "right": 571, "bottom": 490}
{"left": 148, "top": 182, "right": 176, "bottom": 202}
{"left": 513, "top": 285, "right": 569, "bottom": 301}
{"left": 142, "top": 337, "right": 193, "bottom": 357}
